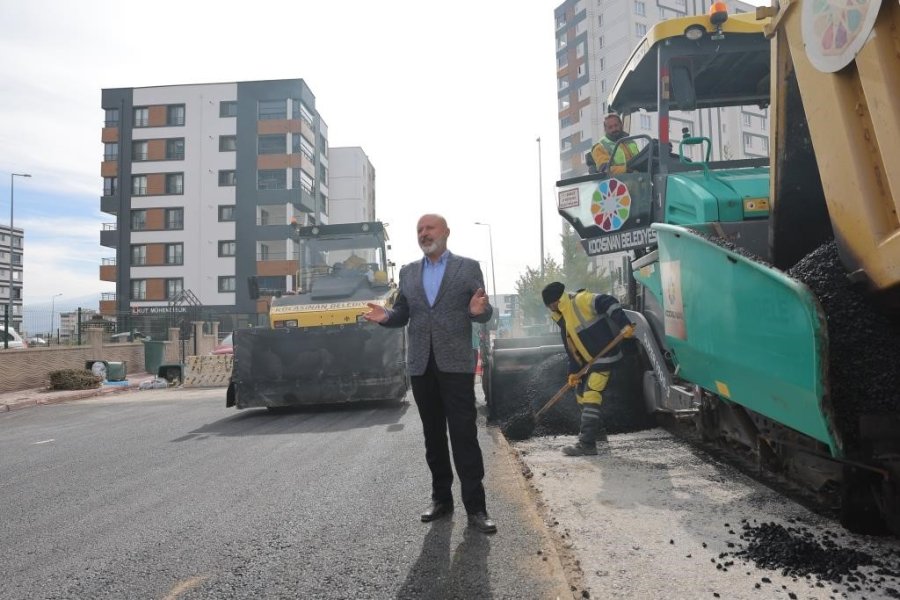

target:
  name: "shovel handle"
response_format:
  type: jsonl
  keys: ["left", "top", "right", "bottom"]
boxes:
{"left": 534, "top": 325, "right": 633, "bottom": 420}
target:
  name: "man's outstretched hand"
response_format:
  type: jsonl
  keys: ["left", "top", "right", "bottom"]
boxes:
{"left": 363, "top": 303, "right": 389, "bottom": 324}
{"left": 469, "top": 288, "right": 488, "bottom": 316}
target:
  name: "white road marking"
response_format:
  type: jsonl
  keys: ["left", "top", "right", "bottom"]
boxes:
{"left": 32, "top": 439, "right": 55, "bottom": 445}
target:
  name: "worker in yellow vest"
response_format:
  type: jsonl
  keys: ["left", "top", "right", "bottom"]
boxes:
{"left": 590, "top": 113, "right": 640, "bottom": 175}
{"left": 542, "top": 282, "right": 634, "bottom": 456}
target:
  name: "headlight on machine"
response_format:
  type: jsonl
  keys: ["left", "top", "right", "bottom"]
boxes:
{"left": 284, "top": 320, "right": 298, "bottom": 328}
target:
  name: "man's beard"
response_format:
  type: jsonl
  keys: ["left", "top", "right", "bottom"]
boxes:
{"left": 420, "top": 236, "right": 446, "bottom": 255}
{"left": 607, "top": 130, "right": 626, "bottom": 141}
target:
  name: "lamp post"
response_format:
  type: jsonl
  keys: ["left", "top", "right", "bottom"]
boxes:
{"left": 50, "top": 293, "right": 62, "bottom": 343}
{"left": 536, "top": 137, "right": 545, "bottom": 278}
{"left": 474, "top": 222, "right": 497, "bottom": 303}
{"left": 9, "top": 173, "right": 30, "bottom": 334}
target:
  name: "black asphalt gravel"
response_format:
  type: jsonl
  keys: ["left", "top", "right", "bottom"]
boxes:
{"left": 787, "top": 240, "right": 900, "bottom": 450}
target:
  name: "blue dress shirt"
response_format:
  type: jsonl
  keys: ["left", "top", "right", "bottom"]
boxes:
{"left": 422, "top": 250, "right": 450, "bottom": 307}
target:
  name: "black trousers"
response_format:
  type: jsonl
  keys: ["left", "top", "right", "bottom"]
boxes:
{"left": 410, "top": 352, "right": 486, "bottom": 515}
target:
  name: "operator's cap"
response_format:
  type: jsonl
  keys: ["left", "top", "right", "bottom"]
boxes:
{"left": 542, "top": 282, "right": 565, "bottom": 306}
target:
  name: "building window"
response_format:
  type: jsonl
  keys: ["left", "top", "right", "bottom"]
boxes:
{"left": 256, "top": 276, "right": 287, "bottom": 294}
{"left": 218, "top": 241, "right": 236, "bottom": 257}
{"left": 636, "top": 23, "right": 647, "bottom": 36}
{"left": 104, "top": 108, "right": 119, "bottom": 127}
{"left": 165, "top": 173, "right": 184, "bottom": 195}
{"left": 132, "top": 175, "right": 148, "bottom": 196}
{"left": 292, "top": 100, "right": 315, "bottom": 126}
{"left": 600, "top": 57, "right": 605, "bottom": 70}
{"left": 220, "top": 101, "right": 238, "bottom": 118}
{"left": 130, "top": 245, "right": 147, "bottom": 266}
{"left": 634, "top": 1, "right": 645, "bottom": 15}
{"left": 166, "top": 104, "right": 185, "bottom": 126}
{"left": 640, "top": 114, "right": 652, "bottom": 129}
{"left": 259, "top": 243, "right": 270, "bottom": 261}
{"left": 218, "top": 170, "right": 237, "bottom": 186}
{"left": 598, "top": 35, "right": 604, "bottom": 48}
{"left": 218, "top": 276, "right": 236, "bottom": 293}
{"left": 598, "top": 14, "right": 603, "bottom": 26}
{"left": 166, "top": 138, "right": 185, "bottom": 160}
{"left": 219, "top": 135, "right": 237, "bottom": 152}
{"left": 165, "top": 208, "right": 184, "bottom": 230}
{"left": 130, "top": 279, "right": 147, "bottom": 300}
{"left": 743, "top": 113, "right": 752, "bottom": 127}
{"left": 292, "top": 134, "right": 315, "bottom": 160}
{"left": 133, "top": 107, "right": 149, "bottom": 127}
{"left": 218, "top": 205, "right": 235, "bottom": 222}
{"left": 258, "top": 134, "right": 287, "bottom": 155}
{"left": 258, "top": 100, "right": 287, "bottom": 120}
{"left": 165, "top": 243, "right": 183, "bottom": 265}
{"left": 557, "top": 55, "right": 568, "bottom": 70}
{"left": 601, "top": 79, "right": 607, "bottom": 93}
{"left": 577, "top": 63, "right": 586, "bottom": 78}
{"left": 166, "top": 278, "right": 184, "bottom": 300}
{"left": 131, "top": 209, "right": 147, "bottom": 230}
{"left": 292, "top": 169, "right": 314, "bottom": 194}
{"left": 132, "top": 141, "right": 148, "bottom": 161}
{"left": 103, "top": 176, "right": 117, "bottom": 196}
{"left": 259, "top": 208, "right": 270, "bottom": 226}
{"left": 258, "top": 169, "right": 286, "bottom": 190}
{"left": 103, "top": 143, "right": 118, "bottom": 161}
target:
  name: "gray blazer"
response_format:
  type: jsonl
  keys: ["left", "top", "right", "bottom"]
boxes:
{"left": 383, "top": 253, "right": 493, "bottom": 376}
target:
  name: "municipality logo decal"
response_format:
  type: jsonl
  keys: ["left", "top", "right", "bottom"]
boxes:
{"left": 591, "top": 178, "right": 631, "bottom": 232}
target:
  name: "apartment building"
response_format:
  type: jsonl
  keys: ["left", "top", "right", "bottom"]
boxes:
{"left": 99, "top": 79, "right": 329, "bottom": 327}
{"left": 327, "top": 147, "right": 376, "bottom": 225}
{"left": 0, "top": 224, "right": 24, "bottom": 331}
{"left": 554, "top": 0, "right": 768, "bottom": 179}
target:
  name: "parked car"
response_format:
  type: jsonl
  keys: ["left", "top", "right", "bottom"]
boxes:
{"left": 27, "top": 337, "right": 48, "bottom": 346}
{"left": 0, "top": 326, "right": 28, "bottom": 349}
{"left": 212, "top": 333, "right": 233, "bottom": 355}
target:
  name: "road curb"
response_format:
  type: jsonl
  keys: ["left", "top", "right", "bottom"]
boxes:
{"left": 0, "top": 378, "right": 151, "bottom": 413}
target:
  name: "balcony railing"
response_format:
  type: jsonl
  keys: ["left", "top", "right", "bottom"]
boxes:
{"left": 101, "top": 292, "right": 116, "bottom": 301}
{"left": 101, "top": 257, "right": 116, "bottom": 266}
{"left": 102, "top": 223, "right": 117, "bottom": 231}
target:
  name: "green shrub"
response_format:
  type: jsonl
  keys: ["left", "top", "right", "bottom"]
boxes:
{"left": 48, "top": 369, "right": 102, "bottom": 390}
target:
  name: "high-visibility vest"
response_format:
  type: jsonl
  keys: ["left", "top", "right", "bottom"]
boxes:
{"left": 550, "top": 291, "right": 625, "bottom": 367}
{"left": 591, "top": 136, "right": 640, "bottom": 172}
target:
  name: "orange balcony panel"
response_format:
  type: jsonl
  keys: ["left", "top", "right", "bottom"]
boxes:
{"left": 99, "top": 264, "right": 117, "bottom": 282}
{"left": 258, "top": 119, "right": 302, "bottom": 135}
{"left": 256, "top": 299, "right": 270, "bottom": 314}
{"left": 300, "top": 120, "right": 315, "bottom": 142}
{"left": 257, "top": 260, "right": 296, "bottom": 277}
{"left": 99, "top": 300, "right": 117, "bottom": 316}
{"left": 257, "top": 154, "right": 293, "bottom": 170}
{"left": 102, "top": 127, "right": 119, "bottom": 143}
{"left": 146, "top": 279, "right": 165, "bottom": 301}
{"left": 147, "top": 139, "right": 166, "bottom": 161}
{"left": 148, "top": 106, "right": 168, "bottom": 127}
{"left": 101, "top": 161, "right": 118, "bottom": 177}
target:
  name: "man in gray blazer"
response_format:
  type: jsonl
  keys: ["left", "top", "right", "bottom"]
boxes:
{"left": 364, "top": 214, "right": 497, "bottom": 534}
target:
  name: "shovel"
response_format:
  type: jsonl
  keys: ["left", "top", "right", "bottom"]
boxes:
{"left": 501, "top": 325, "right": 633, "bottom": 440}
{"left": 535, "top": 325, "right": 634, "bottom": 419}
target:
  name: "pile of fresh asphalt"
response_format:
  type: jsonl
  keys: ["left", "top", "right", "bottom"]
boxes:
{"left": 713, "top": 519, "right": 900, "bottom": 598}
{"left": 787, "top": 241, "right": 900, "bottom": 449}
{"left": 497, "top": 346, "right": 654, "bottom": 441}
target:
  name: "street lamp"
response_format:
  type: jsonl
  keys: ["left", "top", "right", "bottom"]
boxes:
{"left": 50, "top": 293, "right": 62, "bottom": 342}
{"left": 536, "top": 137, "right": 545, "bottom": 278}
{"left": 8, "top": 173, "right": 30, "bottom": 335}
{"left": 473, "top": 222, "right": 497, "bottom": 303}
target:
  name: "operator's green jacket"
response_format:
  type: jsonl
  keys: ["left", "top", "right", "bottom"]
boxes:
{"left": 550, "top": 290, "right": 632, "bottom": 404}
{"left": 591, "top": 136, "right": 640, "bottom": 175}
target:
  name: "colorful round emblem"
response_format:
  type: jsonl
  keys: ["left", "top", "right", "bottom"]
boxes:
{"left": 802, "top": 0, "right": 881, "bottom": 73}
{"left": 590, "top": 178, "right": 631, "bottom": 232}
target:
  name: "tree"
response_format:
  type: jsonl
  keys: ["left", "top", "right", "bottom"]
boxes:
{"left": 514, "top": 226, "right": 616, "bottom": 327}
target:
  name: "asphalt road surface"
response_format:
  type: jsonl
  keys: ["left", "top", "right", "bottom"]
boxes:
{"left": 0, "top": 388, "right": 570, "bottom": 599}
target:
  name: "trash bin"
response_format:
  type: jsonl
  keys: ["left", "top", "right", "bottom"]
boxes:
{"left": 106, "top": 361, "right": 127, "bottom": 382}
{"left": 142, "top": 340, "right": 166, "bottom": 375}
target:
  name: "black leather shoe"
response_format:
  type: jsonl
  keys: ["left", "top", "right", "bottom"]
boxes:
{"left": 467, "top": 511, "right": 497, "bottom": 534}
{"left": 420, "top": 501, "right": 453, "bottom": 522}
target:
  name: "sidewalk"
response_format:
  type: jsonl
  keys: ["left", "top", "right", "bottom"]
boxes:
{"left": 0, "top": 372, "right": 158, "bottom": 413}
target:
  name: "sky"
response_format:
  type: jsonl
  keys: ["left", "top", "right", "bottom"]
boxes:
{"left": 0, "top": 0, "right": 764, "bottom": 309}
